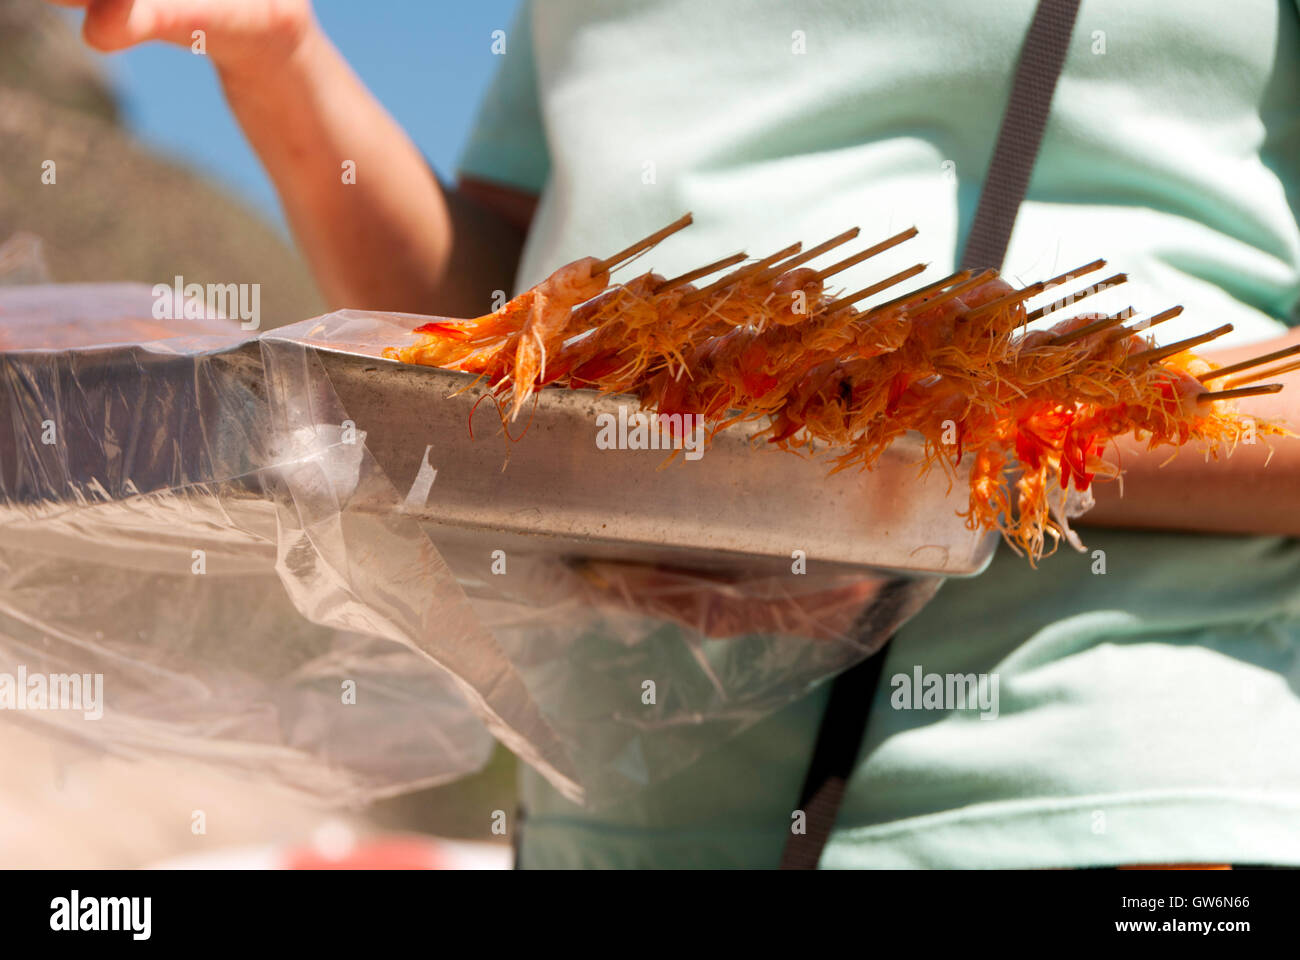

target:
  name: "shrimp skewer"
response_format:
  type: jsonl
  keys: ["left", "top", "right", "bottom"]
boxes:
{"left": 386, "top": 212, "right": 694, "bottom": 371}
{"left": 383, "top": 215, "right": 1290, "bottom": 564}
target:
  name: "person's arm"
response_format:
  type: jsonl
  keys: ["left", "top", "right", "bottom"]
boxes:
{"left": 63, "top": 0, "right": 531, "bottom": 316}
{"left": 1083, "top": 326, "right": 1300, "bottom": 536}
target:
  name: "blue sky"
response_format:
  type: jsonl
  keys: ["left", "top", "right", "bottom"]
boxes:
{"left": 89, "top": 0, "right": 522, "bottom": 232}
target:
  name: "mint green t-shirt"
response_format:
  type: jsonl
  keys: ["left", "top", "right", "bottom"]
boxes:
{"left": 459, "top": 0, "right": 1300, "bottom": 868}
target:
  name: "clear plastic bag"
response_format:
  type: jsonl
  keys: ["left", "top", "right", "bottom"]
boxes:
{"left": 0, "top": 283, "right": 943, "bottom": 807}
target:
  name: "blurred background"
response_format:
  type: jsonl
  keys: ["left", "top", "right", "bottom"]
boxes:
{"left": 0, "top": 0, "right": 521, "bottom": 869}
{"left": 1, "top": 0, "right": 520, "bottom": 322}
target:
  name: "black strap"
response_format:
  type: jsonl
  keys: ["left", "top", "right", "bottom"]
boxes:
{"left": 961, "top": 0, "right": 1082, "bottom": 272}
{"left": 779, "top": 641, "right": 891, "bottom": 869}
{"left": 780, "top": 0, "right": 1082, "bottom": 871}
{"left": 512, "top": 803, "right": 526, "bottom": 869}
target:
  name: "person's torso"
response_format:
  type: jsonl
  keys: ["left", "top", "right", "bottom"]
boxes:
{"left": 510, "top": 0, "right": 1300, "bottom": 868}
{"left": 519, "top": 0, "right": 1300, "bottom": 348}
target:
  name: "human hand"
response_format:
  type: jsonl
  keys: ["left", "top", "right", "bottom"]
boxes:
{"left": 570, "top": 559, "right": 888, "bottom": 641}
{"left": 50, "top": 0, "right": 316, "bottom": 83}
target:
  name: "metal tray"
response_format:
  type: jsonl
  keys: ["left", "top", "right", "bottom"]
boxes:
{"left": 313, "top": 346, "right": 995, "bottom": 577}
{"left": 0, "top": 335, "right": 996, "bottom": 578}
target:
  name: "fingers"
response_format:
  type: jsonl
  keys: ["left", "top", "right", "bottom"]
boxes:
{"left": 81, "top": 0, "right": 205, "bottom": 52}
{"left": 77, "top": 0, "right": 314, "bottom": 61}
{"left": 81, "top": 0, "right": 160, "bottom": 52}
{"left": 573, "top": 559, "right": 883, "bottom": 640}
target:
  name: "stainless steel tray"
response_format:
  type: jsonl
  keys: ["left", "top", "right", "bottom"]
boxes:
{"left": 0, "top": 336, "right": 996, "bottom": 578}
{"left": 313, "top": 346, "right": 995, "bottom": 577}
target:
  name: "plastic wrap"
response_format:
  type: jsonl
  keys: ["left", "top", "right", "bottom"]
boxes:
{"left": 0, "top": 283, "right": 945, "bottom": 807}
{"left": 0, "top": 286, "right": 493, "bottom": 803}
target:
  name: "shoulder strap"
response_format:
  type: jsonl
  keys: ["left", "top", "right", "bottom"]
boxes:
{"left": 780, "top": 0, "right": 1082, "bottom": 870}
{"left": 779, "top": 643, "right": 891, "bottom": 869}
{"left": 961, "top": 0, "right": 1083, "bottom": 271}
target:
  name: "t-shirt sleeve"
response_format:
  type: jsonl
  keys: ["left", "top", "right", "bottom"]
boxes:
{"left": 456, "top": 0, "right": 550, "bottom": 194}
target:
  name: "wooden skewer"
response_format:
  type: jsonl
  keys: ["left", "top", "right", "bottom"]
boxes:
{"left": 1104, "top": 305, "right": 1183, "bottom": 342}
{"left": 1036, "top": 258, "right": 1108, "bottom": 289}
{"left": 679, "top": 242, "right": 802, "bottom": 305}
{"left": 811, "top": 226, "right": 919, "bottom": 282}
{"left": 1046, "top": 308, "right": 1137, "bottom": 346}
{"left": 1227, "top": 356, "right": 1300, "bottom": 387}
{"left": 1196, "top": 383, "right": 1284, "bottom": 403}
{"left": 994, "top": 258, "right": 1108, "bottom": 316}
{"left": 656, "top": 252, "right": 748, "bottom": 293}
{"left": 968, "top": 259, "right": 1109, "bottom": 326}
{"left": 593, "top": 212, "right": 694, "bottom": 273}
{"left": 965, "top": 282, "right": 1050, "bottom": 321}
{"left": 921, "top": 270, "right": 1003, "bottom": 310}
{"left": 750, "top": 228, "right": 861, "bottom": 284}
{"left": 863, "top": 268, "right": 987, "bottom": 317}
{"left": 1026, "top": 273, "right": 1127, "bottom": 323}
{"left": 868, "top": 265, "right": 998, "bottom": 317}
{"left": 1197, "top": 341, "right": 1300, "bottom": 383}
{"left": 1126, "top": 323, "right": 1234, "bottom": 366}
{"left": 960, "top": 265, "right": 1100, "bottom": 324}
{"left": 821, "top": 263, "right": 929, "bottom": 314}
